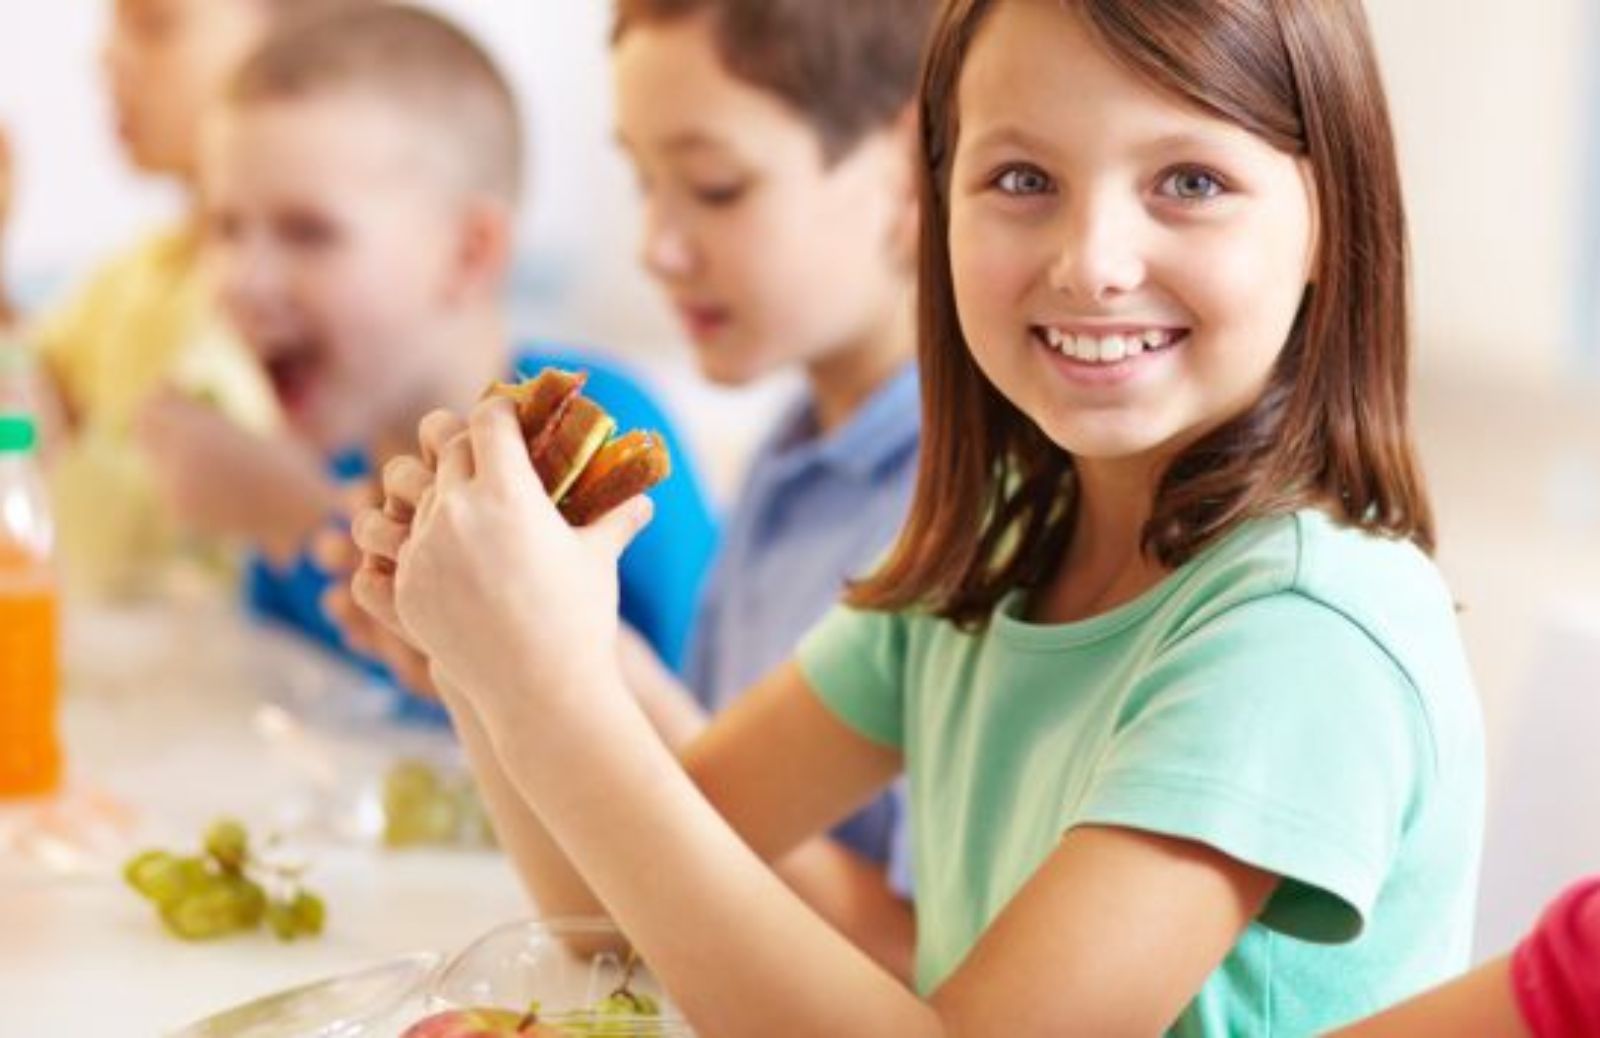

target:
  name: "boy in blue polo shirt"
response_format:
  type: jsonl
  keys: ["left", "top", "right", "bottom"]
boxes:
{"left": 613, "top": 0, "right": 932, "bottom": 912}
{"left": 140, "top": 5, "right": 715, "bottom": 697}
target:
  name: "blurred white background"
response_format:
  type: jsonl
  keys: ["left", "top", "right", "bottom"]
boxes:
{"left": 1, "top": 0, "right": 1597, "bottom": 956}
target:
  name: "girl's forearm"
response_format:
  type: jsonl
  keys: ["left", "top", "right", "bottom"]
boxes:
{"left": 614, "top": 625, "right": 710, "bottom": 752}
{"left": 777, "top": 839, "right": 917, "bottom": 984}
{"left": 446, "top": 665, "right": 916, "bottom": 983}
{"left": 485, "top": 673, "right": 939, "bottom": 1038}
{"left": 436, "top": 681, "right": 608, "bottom": 919}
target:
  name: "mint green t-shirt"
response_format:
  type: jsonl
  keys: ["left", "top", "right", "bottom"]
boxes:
{"left": 798, "top": 510, "right": 1484, "bottom": 1035}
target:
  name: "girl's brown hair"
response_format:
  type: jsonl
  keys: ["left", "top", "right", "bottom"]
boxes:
{"left": 611, "top": 0, "right": 936, "bottom": 163}
{"left": 851, "top": 0, "right": 1433, "bottom": 627}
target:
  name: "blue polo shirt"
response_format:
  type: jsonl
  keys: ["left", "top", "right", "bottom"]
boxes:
{"left": 247, "top": 345, "right": 719, "bottom": 721}
{"left": 685, "top": 363, "right": 921, "bottom": 889}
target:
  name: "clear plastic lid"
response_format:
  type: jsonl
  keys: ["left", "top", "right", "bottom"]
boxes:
{"left": 426, "top": 916, "right": 691, "bottom": 1035}
{"left": 166, "top": 952, "right": 442, "bottom": 1038}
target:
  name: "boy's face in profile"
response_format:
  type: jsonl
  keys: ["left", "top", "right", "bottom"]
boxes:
{"left": 613, "top": 19, "right": 915, "bottom": 387}
{"left": 104, "top": 0, "right": 267, "bottom": 176}
{"left": 201, "top": 92, "right": 470, "bottom": 451}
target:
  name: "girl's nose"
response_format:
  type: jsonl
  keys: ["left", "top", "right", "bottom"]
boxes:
{"left": 1047, "top": 195, "right": 1146, "bottom": 303}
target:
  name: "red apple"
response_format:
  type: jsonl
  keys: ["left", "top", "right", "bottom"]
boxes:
{"left": 401, "top": 1006, "right": 565, "bottom": 1037}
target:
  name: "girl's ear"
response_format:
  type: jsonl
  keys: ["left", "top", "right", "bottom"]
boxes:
{"left": 446, "top": 195, "right": 515, "bottom": 303}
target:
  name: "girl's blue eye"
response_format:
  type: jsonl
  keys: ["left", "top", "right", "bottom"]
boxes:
{"left": 994, "top": 166, "right": 1053, "bottom": 196}
{"left": 1159, "top": 167, "right": 1225, "bottom": 201}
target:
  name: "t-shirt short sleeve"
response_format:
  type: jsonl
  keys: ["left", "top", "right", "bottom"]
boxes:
{"left": 1077, "top": 592, "right": 1434, "bottom": 944}
{"left": 796, "top": 604, "right": 909, "bottom": 750}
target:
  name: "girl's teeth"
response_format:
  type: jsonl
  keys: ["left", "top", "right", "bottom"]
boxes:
{"left": 1042, "top": 328, "right": 1176, "bottom": 364}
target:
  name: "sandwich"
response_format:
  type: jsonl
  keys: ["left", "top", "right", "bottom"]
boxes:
{"left": 484, "top": 367, "right": 672, "bottom": 525}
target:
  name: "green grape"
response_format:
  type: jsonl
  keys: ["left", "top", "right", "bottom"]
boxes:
{"left": 125, "top": 851, "right": 210, "bottom": 908}
{"left": 383, "top": 790, "right": 459, "bottom": 847}
{"left": 265, "top": 899, "right": 299, "bottom": 941}
{"left": 160, "top": 880, "right": 248, "bottom": 940}
{"left": 203, "top": 818, "right": 250, "bottom": 873}
{"left": 220, "top": 874, "right": 267, "bottom": 928}
{"left": 384, "top": 760, "right": 467, "bottom": 847}
{"left": 123, "top": 850, "right": 176, "bottom": 898}
{"left": 266, "top": 890, "right": 326, "bottom": 940}
{"left": 289, "top": 890, "right": 326, "bottom": 936}
{"left": 383, "top": 759, "right": 441, "bottom": 807}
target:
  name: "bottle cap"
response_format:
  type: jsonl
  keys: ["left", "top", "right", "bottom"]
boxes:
{"left": 0, "top": 414, "right": 38, "bottom": 453}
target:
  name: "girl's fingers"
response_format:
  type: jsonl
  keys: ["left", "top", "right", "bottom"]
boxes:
{"left": 418, "top": 409, "right": 468, "bottom": 467}
{"left": 350, "top": 560, "right": 403, "bottom": 635}
{"left": 435, "top": 428, "right": 475, "bottom": 491}
{"left": 585, "top": 495, "right": 655, "bottom": 563}
{"left": 468, "top": 396, "right": 534, "bottom": 492}
{"left": 380, "top": 455, "right": 433, "bottom": 511}
{"left": 322, "top": 582, "right": 380, "bottom": 656}
{"left": 352, "top": 509, "right": 408, "bottom": 562}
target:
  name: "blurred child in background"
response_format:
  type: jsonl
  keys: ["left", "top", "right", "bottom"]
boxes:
{"left": 1, "top": 0, "right": 350, "bottom": 599}
{"left": 151, "top": 3, "right": 716, "bottom": 715}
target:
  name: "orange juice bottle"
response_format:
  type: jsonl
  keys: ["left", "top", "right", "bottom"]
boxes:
{"left": 0, "top": 413, "right": 61, "bottom": 797}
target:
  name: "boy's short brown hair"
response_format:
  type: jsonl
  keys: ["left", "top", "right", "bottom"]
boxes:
{"left": 229, "top": 3, "right": 522, "bottom": 204}
{"left": 612, "top": 0, "right": 936, "bottom": 163}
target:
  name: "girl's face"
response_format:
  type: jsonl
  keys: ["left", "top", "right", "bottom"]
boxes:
{"left": 949, "top": 0, "right": 1317, "bottom": 473}
{"left": 613, "top": 17, "right": 914, "bottom": 386}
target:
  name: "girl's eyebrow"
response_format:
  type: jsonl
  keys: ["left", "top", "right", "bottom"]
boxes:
{"left": 964, "top": 123, "right": 1241, "bottom": 161}
{"left": 963, "top": 124, "right": 1060, "bottom": 158}
{"left": 1132, "top": 130, "right": 1242, "bottom": 160}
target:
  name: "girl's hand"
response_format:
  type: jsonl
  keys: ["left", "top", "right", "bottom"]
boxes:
{"left": 350, "top": 455, "right": 434, "bottom": 637}
{"left": 317, "top": 485, "right": 439, "bottom": 699}
{"left": 389, "top": 398, "right": 653, "bottom": 730}
{"left": 349, "top": 408, "right": 467, "bottom": 636}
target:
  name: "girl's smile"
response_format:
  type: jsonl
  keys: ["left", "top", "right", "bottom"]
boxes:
{"left": 1030, "top": 323, "right": 1190, "bottom": 388}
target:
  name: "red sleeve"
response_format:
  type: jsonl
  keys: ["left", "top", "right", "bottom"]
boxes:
{"left": 1513, "top": 877, "right": 1600, "bottom": 1038}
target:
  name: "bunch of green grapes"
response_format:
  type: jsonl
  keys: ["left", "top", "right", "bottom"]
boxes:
{"left": 382, "top": 759, "right": 497, "bottom": 849}
{"left": 123, "top": 819, "right": 325, "bottom": 942}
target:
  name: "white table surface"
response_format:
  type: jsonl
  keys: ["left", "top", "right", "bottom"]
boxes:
{"left": 0, "top": 596, "right": 530, "bottom": 1035}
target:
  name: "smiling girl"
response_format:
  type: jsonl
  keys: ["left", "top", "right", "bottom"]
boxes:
{"left": 354, "top": 0, "right": 1484, "bottom": 1033}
